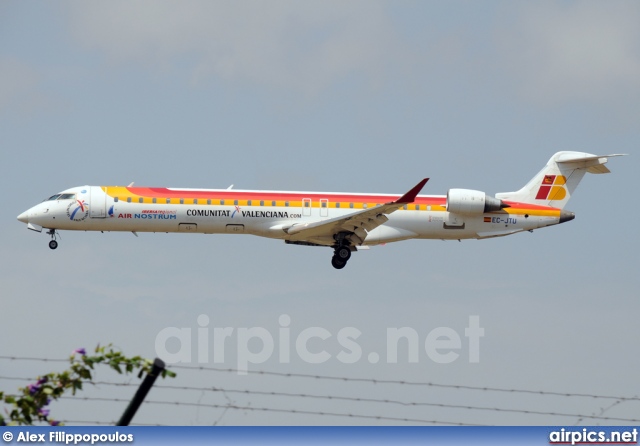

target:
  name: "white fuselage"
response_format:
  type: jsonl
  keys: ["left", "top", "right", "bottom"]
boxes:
{"left": 18, "top": 185, "right": 566, "bottom": 247}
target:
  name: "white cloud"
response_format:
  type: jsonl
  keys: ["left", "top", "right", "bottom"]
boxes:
{"left": 66, "top": 0, "right": 398, "bottom": 95}
{"left": 501, "top": 1, "right": 640, "bottom": 106}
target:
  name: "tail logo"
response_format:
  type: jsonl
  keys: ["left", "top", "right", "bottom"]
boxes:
{"left": 535, "top": 175, "right": 567, "bottom": 201}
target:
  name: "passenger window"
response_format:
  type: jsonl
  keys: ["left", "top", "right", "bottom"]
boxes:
{"left": 127, "top": 197, "right": 132, "bottom": 203}
{"left": 349, "top": 203, "right": 354, "bottom": 209}
{"left": 363, "top": 203, "right": 367, "bottom": 209}
{"left": 403, "top": 204, "right": 407, "bottom": 210}
{"left": 114, "top": 197, "right": 119, "bottom": 202}
{"left": 304, "top": 201, "right": 310, "bottom": 207}
{"left": 153, "top": 198, "right": 157, "bottom": 204}
{"left": 272, "top": 201, "right": 276, "bottom": 206}
{"left": 221, "top": 199, "right": 225, "bottom": 205}
{"left": 194, "top": 199, "right": 198, "bottom": 205}
{"left": 248, "top": 200, "right": 252, "bottom": 206}
{"left": 285, "top": 201, "right": 289, "bottom": 207}
{"left": 321, "top": 202, "right": 327, "bottom": 208}
{"left": 139, "top": 197, "right": 143, "bottom": 203}
{"left": 180, "top": 198, "right": 184, "bottom": 204}
{"left": 336, "top": 202, "right": 340, "bottom": 208}
{"left": 207, "top": 199, "right": 211, "bottom": 205}
{"left": 166, "top": 198, "right": 171, "bottom": 204}
{"left": 260, "top": 200, "right": 264, "bottom": 206}
{"left": 234, "top": 200, "right": 238, "bottom": 206}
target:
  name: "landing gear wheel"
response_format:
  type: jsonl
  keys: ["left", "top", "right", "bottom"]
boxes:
{"left": 46, "top": 229, "right": 59, "bottom": 249}
{"left": 335, "top": 246, "right": 351, "bottom": 261}
{"left": 331, "top": 256, "right": 347, "bottom": 269}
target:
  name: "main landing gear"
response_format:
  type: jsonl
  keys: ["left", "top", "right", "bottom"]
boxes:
{"left": 46, "top": 229, "right": 59, "bottom": 250}
{"left": 331, "top": 245, "right": 352, "bottom": 270}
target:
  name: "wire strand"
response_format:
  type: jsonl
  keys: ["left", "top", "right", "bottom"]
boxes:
{"left": 3, "top": 372, "right": 638, "bottom": 424}
{"left": 2, "top": 356, "right": 638, "bottom": 401}
{"left": 51, "top": 384, "right": 640, "bottom": 424}
{"left": 168, "top": 364, "right": 640, "bottom": 401}
{"left": 58, "top": 396, "right": 478, "bottom": 426}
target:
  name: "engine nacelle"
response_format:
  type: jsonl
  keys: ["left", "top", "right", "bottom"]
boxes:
{"left": 446, "top": 189, "right": 508, "bottom": 214}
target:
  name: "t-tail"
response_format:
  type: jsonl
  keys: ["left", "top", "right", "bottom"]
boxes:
{"left": 496, "top": 151, "right": 626, "bottom": 210}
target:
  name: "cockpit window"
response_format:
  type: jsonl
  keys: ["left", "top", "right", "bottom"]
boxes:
{"left": 44, "top": 193, "right": 76, "bottom": 201}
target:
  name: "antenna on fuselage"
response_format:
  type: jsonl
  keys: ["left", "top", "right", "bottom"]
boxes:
{"left": 128, "top": 182, "right": 135, "bottom": 187}
{"left": 227, "top": 184, "right": 234, "bottom": 190}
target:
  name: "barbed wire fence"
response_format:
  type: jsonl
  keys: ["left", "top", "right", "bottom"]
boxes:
{"left": 1, "top": 356, "right": 638, "bottom": 426}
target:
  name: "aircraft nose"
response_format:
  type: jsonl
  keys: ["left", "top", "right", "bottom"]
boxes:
{"left": 17, "top": 211, "right": 29, "bottom": 223}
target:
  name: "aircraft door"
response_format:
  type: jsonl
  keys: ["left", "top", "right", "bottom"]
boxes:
{"left": 90, "top": 186, "right": 107, "bottom": 218}
{"left": 320, "top": 199, "right": 329, "bottom": 217}
{"left": 302, "top": 198, "right": 311, "bottom": 217}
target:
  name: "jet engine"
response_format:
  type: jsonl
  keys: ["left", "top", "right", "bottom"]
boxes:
{"left": 446, "top": 189, "right": 509, "bottom": 214}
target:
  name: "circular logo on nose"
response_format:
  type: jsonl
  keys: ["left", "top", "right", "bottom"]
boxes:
{"left": 67, "top": 200, "right": 89, "bottom": 221}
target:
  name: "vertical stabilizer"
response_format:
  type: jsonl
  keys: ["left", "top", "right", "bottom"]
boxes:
{"left": 495, "top": 152, "right": 625, "bottom": 209}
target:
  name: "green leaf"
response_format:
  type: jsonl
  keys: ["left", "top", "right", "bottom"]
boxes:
{"left": 108, "top": 359, "right": 122, "bottom": 374}
{"left": 2, "top": 342, "right": 177, "bottom": 425}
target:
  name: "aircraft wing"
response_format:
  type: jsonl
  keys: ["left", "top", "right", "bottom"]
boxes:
{"left": 285, "top": 178, "right": 428, "bottom": 245}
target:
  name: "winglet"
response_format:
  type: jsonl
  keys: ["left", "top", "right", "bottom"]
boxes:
{"left": 394, "top": 178, "right": 429, "bottom": 204}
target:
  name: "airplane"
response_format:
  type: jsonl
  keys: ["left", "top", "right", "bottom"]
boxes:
{"left": 17, "top": 151, "right": 624, "bottom": 269}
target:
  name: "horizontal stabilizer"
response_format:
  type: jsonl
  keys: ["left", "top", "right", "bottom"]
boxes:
{"left": 556, "top": 153, "right": 627, "bottom": 162}
{"left": 556, "top": 153, "right": 627, "bottom": 174}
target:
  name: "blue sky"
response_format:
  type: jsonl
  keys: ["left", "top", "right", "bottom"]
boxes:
{"left": 1, "top": 1, "right": 639, "bottom": 426}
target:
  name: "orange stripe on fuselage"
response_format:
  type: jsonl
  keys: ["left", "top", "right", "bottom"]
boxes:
{"left": 103, "top": 187, "right": 560, "bottom": 216}
{"left": 501, "top": 201, "right": 561, "bottom": 218}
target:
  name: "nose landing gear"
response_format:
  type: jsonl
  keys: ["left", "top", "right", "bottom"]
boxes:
{"left": 46, "top": 229, "right": 60, "bottom": 250}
